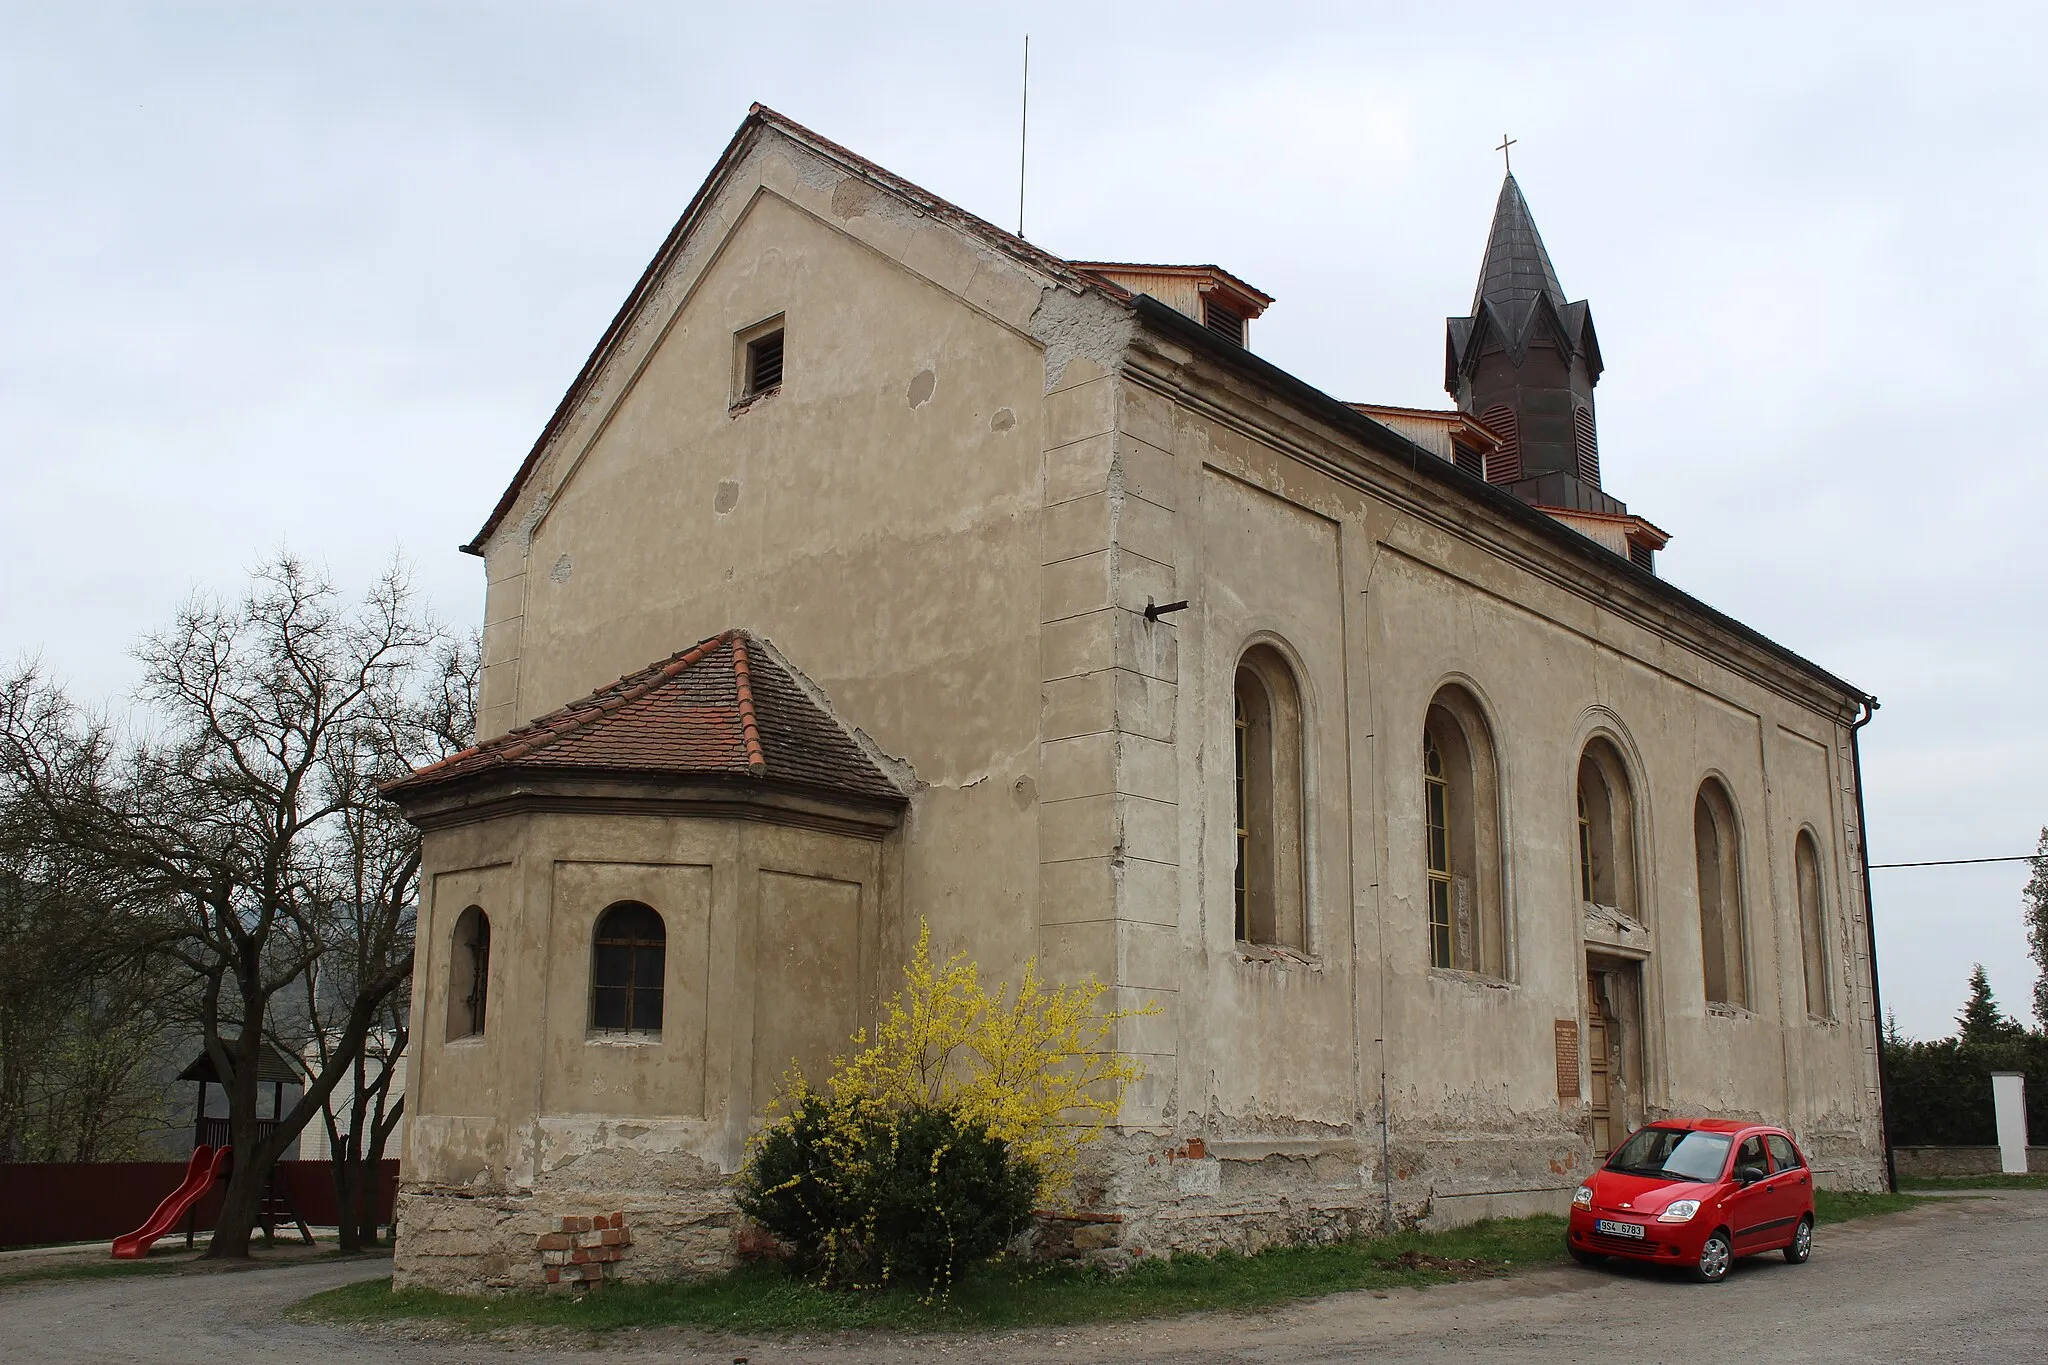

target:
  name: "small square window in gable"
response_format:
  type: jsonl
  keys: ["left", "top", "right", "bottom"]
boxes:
{"left": 733, "top": 315, "right": 785, "bottom": 407}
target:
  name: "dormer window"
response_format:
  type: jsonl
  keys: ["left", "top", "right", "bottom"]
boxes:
{"left": 1068, "top": 264, "right": 1272, "bottom": 351}
{"left": 1202, "top": 299, "right": 1245, "bottom": 346}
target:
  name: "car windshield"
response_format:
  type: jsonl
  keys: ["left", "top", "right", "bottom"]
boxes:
{"left": 1606, "top": 1127, "right": 1732, "bottom": 1182}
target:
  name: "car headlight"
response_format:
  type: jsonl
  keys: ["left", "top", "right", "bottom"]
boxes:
{"left": 1573, "top": 1185, "right": 1594, "bottom": 1209}
{"left": 1658, "top": 1199, "right": 1701, "bottom": 1223}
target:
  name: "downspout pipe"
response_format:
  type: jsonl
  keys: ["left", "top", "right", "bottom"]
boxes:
{"left": 1849, "top": 696, "right": 1897, "bottom": 1193}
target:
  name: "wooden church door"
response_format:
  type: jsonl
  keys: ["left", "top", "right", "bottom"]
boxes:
{"left": 1587, "top": 974, "right": 1613, "bottom": 1155}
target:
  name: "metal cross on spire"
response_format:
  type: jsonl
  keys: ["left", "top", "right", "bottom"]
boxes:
{"left": 1496, "top": 134, "right": 1517, "bottom": 174}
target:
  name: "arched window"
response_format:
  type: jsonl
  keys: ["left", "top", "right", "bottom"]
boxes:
{"left": 591, "top": 902, "right": 666, "bottom": 1033}
{"left": 1232, "top": 645, "right": 1306, "bottom": 951}
{"left": 1424, "top": 689, "right": 1507, "bottom": 976}
{"left": 1796, "top": 830, "right": 1831, "bottom": 1018}
{"left": 1575, "top": 739, "right": 1639, "bottom": 915}
{"left": 1694, "top": 780, "right": 1750, "bottom": 1009}
{"left": 446, "top": 905, "right": 490, "bottom": 1041}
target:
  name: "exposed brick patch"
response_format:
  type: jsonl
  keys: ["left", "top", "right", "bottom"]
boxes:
{"left": 537, "top": 1211, "right": 633, "bottom": 1291}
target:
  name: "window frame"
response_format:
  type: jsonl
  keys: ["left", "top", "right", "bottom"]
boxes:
{"left": 732, "top": 314, "right": 787, "bottom": 407}
{"left": 1424, "top": 688, "right": 1509, "bottom": 979}
{"left": 1694, "top": 778, "right": 1752, "bottom": 1011}
{"left": 1424, "top": 730, "right": 1454, "bottom": 968}
{"left": 445, "top": 905, "right": 490, "bottom": 1042}
{"left": 590, "top": 901, "right": 668, "bottom": 1036}
{"left": 1230, "top": 644, "right": 1308, "bottom": 953}
{"left": 1575, "top": 738, "right": 1641, "bottom": 917}
{"left": 1795, "top": 829, "right": 1833, "bottom": 1020}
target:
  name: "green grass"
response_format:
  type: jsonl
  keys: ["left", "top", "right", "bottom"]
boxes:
{"left": 1814, "top": 1188, "right": 1929, "bottom": 1222}
{"left": 0, "top": 1259, "right": 188, "bottom": 1289}
{"left": 1898, "top": 1172, "right": 2048, "bottom": 1191}
{"left": 291, "top": 1214, "right": 1569, "bottom": 1336}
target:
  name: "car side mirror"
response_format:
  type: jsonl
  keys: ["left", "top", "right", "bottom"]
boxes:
{"left": 1735, "top": 1164, "right": 1766, "bottom": 1185}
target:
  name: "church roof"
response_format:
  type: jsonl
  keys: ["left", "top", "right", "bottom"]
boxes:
{"left": 384, "top": 630, "right": 904, "bottom": 806}
{"left": 1471, "top": 174, "right": 1567, "bottom": 326}
{"left": 178, "top": 1039, "right": 300, "bottom": 1086}
{"left": 1447, "top": 173, "right": 1603, "bottom": 383}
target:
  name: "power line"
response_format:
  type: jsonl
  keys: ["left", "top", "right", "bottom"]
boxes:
{"left": 1868, "top": 854, "right": 2044, "bottom": 870}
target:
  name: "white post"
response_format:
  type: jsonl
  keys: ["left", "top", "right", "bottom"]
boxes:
{"left": 1990, "top": 1071, "right": 2029, "bottom": 1175}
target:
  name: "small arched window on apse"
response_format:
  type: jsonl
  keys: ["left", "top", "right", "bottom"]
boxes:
{"left": 1795, "top": 829, "right": 1832, "bottom": 1019}
{"left": 1694, "top": 780, "right": 1750, "bottom": 1010}
{"left": 591, "top": 902, "right": 667, "bottom": 1034}
{"left": 1233, "top": 645, "right": 1307, "bottom": 951}
{"left": 1576, "top": 739, "right": 1640, "bottom": 916}
{"left": 1423, "top": 688, "right": 1507, "bottom": 977}
{"left": 446, "top": 905, "right": 490, "bottom": 1041}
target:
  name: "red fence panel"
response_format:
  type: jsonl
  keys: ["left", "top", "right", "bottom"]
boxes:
{"left": 0, "top": 1159, "right": 399, "bottom": 1249}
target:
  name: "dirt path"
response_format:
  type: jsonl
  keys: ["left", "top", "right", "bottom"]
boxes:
{"left": 4, "top": 1191, "right": 2041, "bottom": 1363}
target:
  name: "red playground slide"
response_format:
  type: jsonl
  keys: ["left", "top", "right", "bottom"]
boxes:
{"left": 111, "top": 1144, "right": 230, "bottom": 1259}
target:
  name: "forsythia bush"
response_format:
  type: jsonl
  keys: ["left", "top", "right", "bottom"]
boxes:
{"left": 738, "top": 922, "right": 1153, "bottom": 1287}
{"left": 738, "top": 1095, "right": 1035, "bottom": 1288}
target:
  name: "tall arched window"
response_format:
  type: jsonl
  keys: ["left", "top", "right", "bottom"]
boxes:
{"left": 1575, "top": 739, "right": 1639, "bottom": 915}
{"left": 591, "top": 902, "right": 666, "bottom": 1033}
{"left": 1796, "top": 830, "right": 1831, "bottom": 1018}
{"left": 1424, "top": 688, "right": 1507, "bottom": 977}
{"left": 1232, "top": 645, "right": 1306, "bottom": 951}
{"left": 446, "top": 905, "right": 490, "bottom": 1041}
{"left": 1694, "top": 780, "right": 1750, "bottom": 1009}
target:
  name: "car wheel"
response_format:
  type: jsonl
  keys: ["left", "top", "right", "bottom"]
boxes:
{"left": 1783, "top": 1215, "right": 1813, "bottom": 1264}
{"left": 1692, "top": 1229, "right": 1734, "bottom": 1283}
{"left": 1568, "top": 1245, "right": 1608, "bottom": 1267}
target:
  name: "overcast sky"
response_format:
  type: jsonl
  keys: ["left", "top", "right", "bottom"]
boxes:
{"left": 4, "top": 2, "right": 2042, "bottom": 1039}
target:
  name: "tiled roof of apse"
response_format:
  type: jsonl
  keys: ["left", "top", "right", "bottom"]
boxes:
{"left": 384, "top": 630, "right": 902, "bottom": 805}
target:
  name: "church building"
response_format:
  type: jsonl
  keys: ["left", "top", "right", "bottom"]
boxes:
{"left": 384, "top": 106, "right": 1886, "bottom": 1291}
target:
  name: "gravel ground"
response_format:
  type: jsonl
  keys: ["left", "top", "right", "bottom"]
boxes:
{"left": 3, "top": 1189, "right": 2041, "bottom": 1364}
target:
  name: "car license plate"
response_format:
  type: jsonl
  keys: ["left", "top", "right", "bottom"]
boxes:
{"left": 1595, "top": 1219, "right": 1646, "bottom": 1239}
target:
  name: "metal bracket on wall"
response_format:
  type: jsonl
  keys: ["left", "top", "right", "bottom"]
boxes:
{"left": 1143, "top": 597, "right": 1190, "bottom": 623}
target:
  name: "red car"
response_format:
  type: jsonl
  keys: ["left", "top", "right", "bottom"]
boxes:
{"left": 1567, "top": 1119, "right": 1816, "bottom": 1283}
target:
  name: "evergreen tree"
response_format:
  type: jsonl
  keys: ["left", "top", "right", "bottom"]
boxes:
{"left": 2024, "top": 827, "right": 2047, "bottom": 1031}
{"left": 1882, "top": 1008, "right": 1908, "bottom": 1047}
{"left": 1955, "top": 964, "right": 2023, "bottom": 1046}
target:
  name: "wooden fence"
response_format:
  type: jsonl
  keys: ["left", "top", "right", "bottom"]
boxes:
{"left": 0, "top": 1159, "right": 398, "bottom": 1249}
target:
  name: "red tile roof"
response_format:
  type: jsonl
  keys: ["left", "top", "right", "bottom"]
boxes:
{"left": 384, "top": 630, "right": 903, "bottom": 805}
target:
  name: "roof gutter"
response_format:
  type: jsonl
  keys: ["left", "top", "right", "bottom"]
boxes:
{"left": 1849, "top": 697, "right": 1897, "bottom": 1193}
{"left": 1128, "top": 294, "right": 1875, "bottom": 707}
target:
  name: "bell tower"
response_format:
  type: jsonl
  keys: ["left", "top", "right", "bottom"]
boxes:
{"left": 1446, "top": 175, "right": 1622, "bottom": 517}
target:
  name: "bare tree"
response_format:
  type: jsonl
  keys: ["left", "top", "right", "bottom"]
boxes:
{"left": 0, "top": 556, "right": 466, "bottom": 1257}
{"left": 0, "top": 701, "right": 181, "bottom": 1164}
{"left": 286, "top": 634, "right": 475, "bottom": 1249}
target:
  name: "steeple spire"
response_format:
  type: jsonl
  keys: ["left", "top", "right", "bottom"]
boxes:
{"left": 1469, "top": 175, "right": 1568, "bottom": 344}
{"left": 1446, "top": 171, "right": 1617, "bottom": 517}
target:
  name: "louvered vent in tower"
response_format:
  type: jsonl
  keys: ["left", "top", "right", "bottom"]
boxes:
{"left": 1574, "top": 408, "right": 1600, "bottom": 486}
{"left": 1479, "top": 404, "right": 1521, "bottom": 483}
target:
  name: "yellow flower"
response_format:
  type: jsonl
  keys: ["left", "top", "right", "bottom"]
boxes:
{"left": 765, "top": 920, "right": 1155, "bottom": 1205}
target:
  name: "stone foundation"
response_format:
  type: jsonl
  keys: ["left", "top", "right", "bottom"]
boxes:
{"left": 395, "top": 1118, "right": 1887, "bottom": 1288}
{"left": 393, "top": 1184, "right": 739, "bottom": 1293}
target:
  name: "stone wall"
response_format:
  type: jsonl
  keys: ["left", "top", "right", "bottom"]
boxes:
{"left": 1892, "top": 1145, "right": 2046, "bottom": 1178}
